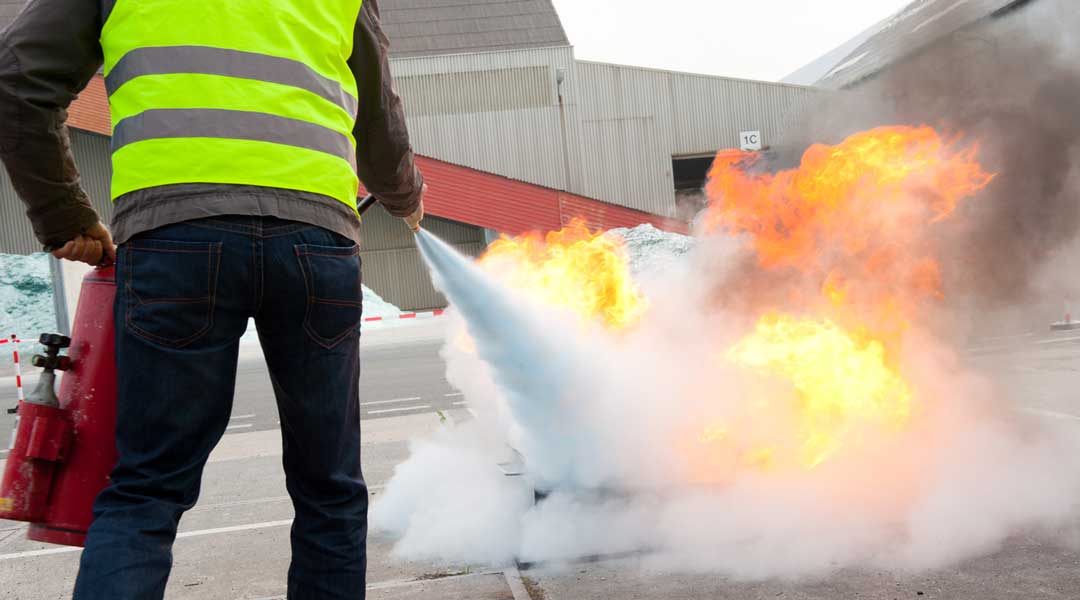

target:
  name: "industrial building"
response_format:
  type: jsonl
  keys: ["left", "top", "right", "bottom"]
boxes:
{"left": 781, "top": 0, "right": 1071, "bottom": 139}
{"left": 0, "top": 0, "right": 820, "bottom": 310}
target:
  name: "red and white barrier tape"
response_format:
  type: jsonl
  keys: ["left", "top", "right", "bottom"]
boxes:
{"left": 363, "top": 309, "right": 445, "bottom": 323}
{"left": 10, "top": 335, "right": 23, "bottom": 402}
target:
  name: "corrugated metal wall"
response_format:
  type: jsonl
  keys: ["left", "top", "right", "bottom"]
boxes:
{"left": 574, "top": 61, "right": 822, "bottom": 216}
{"left": 359, "top": 204, "right": 485, "bottom": 310}
{"left": 392, "top": 46, "right": 586, "bottom": 194}
{"left": 390, "top": 48, "right": 820, "bottom": 218}
{"left": 1, "top": 131, "right": 114, "bottom": 255}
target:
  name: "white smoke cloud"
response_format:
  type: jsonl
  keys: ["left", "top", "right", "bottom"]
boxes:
{"left": 369, "top": 230, "right": 1080, "bottom": 575}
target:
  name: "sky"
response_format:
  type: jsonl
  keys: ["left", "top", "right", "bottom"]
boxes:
{"left": 548, "top": 0, "right": 916, "bottom": 82}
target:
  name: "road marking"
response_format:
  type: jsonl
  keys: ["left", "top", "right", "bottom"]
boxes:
{"left": 452, "top": 401, "right": 468, "bottom": 406}
{"left": 361, "top": 397, "right": 422, "bottom": 407}
{"left": 230, "top": 414, "right": 256, "bottom": 420}
{"left": 0, "top": 484, "right": 395, "bottom": 561}
{"left": 366, "top": 405, "right": 431, "bottom": 415}
{"left": 175, "top": 519, "right": 294, "bottom": 539}
{"left": 1019, "top": 407, "right": 1080, "bottom": 422}
{"left": 0, "top": 519, "right": 295, "bottom": 562}
{"left": 1035, "top": 335, "right": 1080, "bottom": 345}
{"left": 444, "top": 392, "right": 464, "bottom": 398}
{"left": 225, "top": 424, "right": 253, "bottom": 431}
{"left": 504, "top": 566, "right": 532, "bottom": 600}
{"left": 981, "top": 332, "right": 1036, "bottom": 342}
{"left": 0, "top": 546, "right": 78, "bottom": 561}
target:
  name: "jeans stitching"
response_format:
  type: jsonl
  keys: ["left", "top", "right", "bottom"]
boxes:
{"left": 295, "top": 250, "right": 363, "bottom": 350}
{"left": 124, "top": 242, "right": 222, "bottom": 349}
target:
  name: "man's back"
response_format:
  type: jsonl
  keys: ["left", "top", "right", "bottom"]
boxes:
{"left": 0, "top": 2, "right": 424, "bottom": 598}
{"left": 0, "top": 0, "right": 424, "bottom": 254}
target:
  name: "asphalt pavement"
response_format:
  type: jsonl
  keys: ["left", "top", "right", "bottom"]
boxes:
{"left": 1, "top": 319, "right": 461, "bottom": 460}
{"left": 1, "top": 319, "right": 1079, "bottom": 598}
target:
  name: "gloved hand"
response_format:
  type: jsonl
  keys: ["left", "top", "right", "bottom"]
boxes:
{"left": 52, "top": 222, "right": 116, "bottom": 266}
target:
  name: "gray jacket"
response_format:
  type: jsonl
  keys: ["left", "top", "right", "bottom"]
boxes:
{"left": 0, "top": 0, "right": 424, "bottom": 249}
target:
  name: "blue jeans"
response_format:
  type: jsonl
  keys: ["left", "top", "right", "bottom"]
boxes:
{"left": 73, "top": 217, "right": 368, "bottom": 599}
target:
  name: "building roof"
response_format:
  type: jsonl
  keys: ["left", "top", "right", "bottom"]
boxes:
{"left": 817, "top": 0, "right": 1033, "bottom": 89}
{"left": 781, "top": 18, "right": 890, "bottom": 85}
{"left": 0, "top": 0, "right": 569, "bottom": 56}
{"left": 379, "top": 0, "right": 569, "bottom": 57}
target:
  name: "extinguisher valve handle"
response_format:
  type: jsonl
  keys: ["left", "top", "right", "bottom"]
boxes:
{"left": 31, "top": 333, "right": 73, "bottom": 372}
{"left": 38, "top": 334, "right": 71, "bottom": 349}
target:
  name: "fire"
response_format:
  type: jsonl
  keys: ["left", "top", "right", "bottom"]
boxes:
{"left": 727, "top": 315, "right": 912, "bottom": 468}
{"left": 693, "top": 125, "right": 993, "bottom": 469}
{"left": 704, "top": 125, "right": 994, "bottom": 342}
{"left": 464, "top": 126, "right": 991, "bottom": 473}
{"left": 479, "top": 219, "right": 647, "bottom": 329}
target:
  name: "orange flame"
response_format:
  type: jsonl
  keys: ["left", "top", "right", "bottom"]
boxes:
{"left": 705, "top": 125, "right": 994, "bottom": 344}
{"left": 465, "top": 126, "right": 993, "bottom": 474}
{"left": 693, "top": 125, "right": 994, "bottom": 470}
{"left": 479, "top": 219, "right": 647, "bottom": 330}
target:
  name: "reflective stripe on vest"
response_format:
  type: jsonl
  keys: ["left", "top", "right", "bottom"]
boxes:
{"left": 100, "top": 0, "right": 364, "bottom": 211}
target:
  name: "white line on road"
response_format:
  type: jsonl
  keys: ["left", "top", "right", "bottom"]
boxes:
{"left": 0, "top": 545, "right": 77, "bottom": 561}
{"left": 978, "top": 332, "right": 1037, "bottom": 343}
{"left": 175, "top": 519, "right": 294, "bottom": 540}
{"left": 452, "top": 401, "right": 468, "bottom": 406}
{"left": 444, "top": 392, "right": 464, "bottom": 398}
{"left": 1019, "top": 407, "right": 1080, "bottom": 422}
{"left": 0, "top": 519, "right": 295, "bottom": 562}
{"left": 225, "top": 424, "right": 253, "bottom": 431}
{"left": 361, "top": 397, "right": 421, "bottom": 406}
{"left": 366, "top": 405, "right": 431, "bottom": 415}
{"left": 1035, "top": 335, "right": 1080, "bottom": 346}
{"left": 229, "top": 414, "right": 256, "bottom": 420}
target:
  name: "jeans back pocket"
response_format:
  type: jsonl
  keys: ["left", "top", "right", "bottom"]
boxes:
{"left": 296, "top": 243, "right": 364, "bottom": 349}
{"left": 124, "top": 240, "right": 223, "bottom": 348}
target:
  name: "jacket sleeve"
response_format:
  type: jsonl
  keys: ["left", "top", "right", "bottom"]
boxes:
{"left": 349, "top": 0, "right": 425, "bottom": 218}
{"left": 0, "top": 0, "right": 105, "bottom": 250}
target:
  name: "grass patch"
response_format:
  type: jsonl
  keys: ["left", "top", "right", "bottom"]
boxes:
{"left": 416, "top": 567, "right": 472, "bottom": 581}
{"left": 521, "top": 575, "right": 547, "bottom": 600}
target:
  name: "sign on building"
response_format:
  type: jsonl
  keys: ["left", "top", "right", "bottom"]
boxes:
{"left": 739, "top": 130, "right": 763, "bottom": 151}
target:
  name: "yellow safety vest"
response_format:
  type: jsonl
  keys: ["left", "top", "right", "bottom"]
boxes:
{"left": 100, "top": 0, "right": 364, "bottom": 212}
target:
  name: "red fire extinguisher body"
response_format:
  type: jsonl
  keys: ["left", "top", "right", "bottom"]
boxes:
{"left": 0, "top": 266, "right": 118, "bottom": 547}
{"left": 0, "top": 402, "right": 71, "bottom": 521}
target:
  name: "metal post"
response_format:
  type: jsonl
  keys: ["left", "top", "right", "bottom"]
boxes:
{"left": 48, "top": 255, "right": 71, "bottom": 336}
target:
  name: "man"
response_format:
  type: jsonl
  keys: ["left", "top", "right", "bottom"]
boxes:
{"left": 0, "top": 0, "right": 424, "bottom": 597}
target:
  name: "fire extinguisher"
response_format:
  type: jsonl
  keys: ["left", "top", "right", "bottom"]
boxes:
{"left": 0, "top": 266, "right": 118, "bottom": 546}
